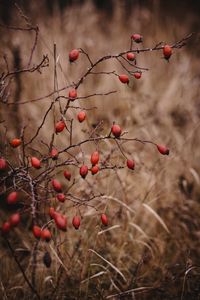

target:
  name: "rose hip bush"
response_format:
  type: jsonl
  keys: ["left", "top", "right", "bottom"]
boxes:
{"left": 0, "top": 12, "right": 193, "bottom": 298}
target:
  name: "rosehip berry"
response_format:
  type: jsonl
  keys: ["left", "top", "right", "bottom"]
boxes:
{"left": 119, "top": 74, "right": 129, "bottom": 84}
{"left": 57, "top": 193, "right": 65, "bottom": 203}
{"left": 31, "top": 157, "right": 41, "bottom": 169}
{"left": 51, "top": 148, "right": 59, "bottom": 160}
{"left": 68, "top": 88, "right": 77, "bottom": 100}
{"left": 49, "top": 207, "right": 56, "bottom": 219}
{"left": 64, "top": 170, "right": 71, "bottom": 181}
{"left": 163, "top": 45, "right": 172, "bottom": 60}
{"left": 33, "top": 225, "right": 42, "bottom": 239}
{"left": 90, "top": 151, "right": 99, "bottom": 165}
{"left": 134, "top": 72, "right": 142, "bottom": 79}
{"left": 131, "top": 33, "right": 143, "bottom": 43}
{"left": 156, "top": 144, "right": 170, "bottom": 155}
{"left": 7, "top": 191, "right": 18, "bottom": 205}
{"left": 126, "top": 52, "right": 135, "bottom": 61}
{"left": 101, "top": 214, "right": 108, "bottom": 226}
{"left": 10, "top": 138, "right": 21, "bottom": 148}
{"left": 54, "top": 213, "right": 67, "bottom": 231}
{"left": 77, "top": 111, "right": 86, "bottom": 123}
{"left": 0, "top": 158, "right": 7, "bottom": 171}
{"left": 41, "top": 228, "right": 52, "bottom": 242}
{"left": 2, "top": 221, "right": 11, "bottom": 234}
{"left": 69, "top": 49, "right": 79, "bottom": 62}
{"left": 80, "top": 165, "right": 88, "bottom": 179}
{"left": 9, "top": 213, "right": 21, "bottom": 227}
{"left": 72, "top": 216, "right": 80, "bottom": 230}
{"left": 51, "top": 179, "right": 62, "bottom": 192}
{"left": 127, "top": 159, "right": 135, "bottom": 170}
{"left": 111, "top": 124, "right": 122, "bottom": 138}
{"left": 91, "top": 165, "right": 99, "bottom": 175}
{"left": 55, "top": 120, "right": 65, "bottom": 133}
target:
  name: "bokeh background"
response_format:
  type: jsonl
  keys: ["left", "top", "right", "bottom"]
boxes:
{"left": 0, "top": 1, "right": 200, "bottom": 299}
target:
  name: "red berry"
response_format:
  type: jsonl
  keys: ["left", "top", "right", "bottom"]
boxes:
{"left": 68, "top": 89, "right": 77, "bottom": 100}
{"left": 127, "top": 159, "right": 135, "bottom": 170}
{"left": 156, "top": 144, "right": 170, "bottom": 155}
{"left": 119, "top": 74, "right": 129, "bottom": 84}
{"left": 134, "top": 72, "right": 142, "bottom": 79}
{"left": 31, "top": 157, "right": 41, "bottom": 169}
{"left": 163, "top": 45, "right": 172, "bottom": 59}
{"left": 64, "top": 170, "right": 71, "bottom": 181}
{"left": 69, "top": 49, "right": 79, "bottom": 62}
{"left": 90, "top": 151, "right": 99, "bottom": 165}
{"left": 49, "top": 207, "right": 56, "bottom": 219}
{"left": 126, "top": 52, "right": 135, "bottom": 61}
{"left": 80, "top": 165, "right": 88, "bottom": 179}
{"left": 101, "top": 214, "right": 108, "bottom": 226}
{"left": 33, "top": 225, "right": 42, "bottom": 239}
{"left": 2, "top": 221, "right": 11, "bottom": 234}
{"left": 10, "top": 138, "right": 21, "bottom": 148}
{"left": 55, "top": 120, "right": 65, "bottom": 133}
{"left": 51, "top": 179, "right": 62, "bottom": 192}
{"left": 131, "top": 33, "right": 143, "bottom": 43}
{"left": 7, "top": 191, "right": 18, "bottom": 205}
{"left": 54, "top": 213, "right": 67, "bottom": 231}
{"left": 56, "top": 193, "right": 65, "bottom": 203}
{"left": 111, "top": 124, "right": 122, "bottom": 138}
{"left": 9, "top": 213, "right": 21, "bottom": 227}
{"left": 41, "top": 228, "right": 52, "bottom": 242}
{"left": 72, "top": 216, "right": 80, "bottom": 230}
{"left": 91, "top": 165, "right": 99, "bottom": 175}
{"left": 77, "top": 111, "right": 86, "bottom": 123}
{"left": 51, "top": 148, "right": 59, "bottom": 160}
{"left": 0, "top": 158, "right": 7, "bottom": 170}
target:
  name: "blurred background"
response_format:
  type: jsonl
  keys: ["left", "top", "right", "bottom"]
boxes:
{"left": 0, "top": 1, "right": 200, "bottom": 299}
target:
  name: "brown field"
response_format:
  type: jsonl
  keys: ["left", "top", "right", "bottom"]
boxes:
{"left": 0, "top": 1, "right": 200, "bottom": 299}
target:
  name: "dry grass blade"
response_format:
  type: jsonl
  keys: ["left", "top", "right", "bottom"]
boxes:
{"left": 88, "top": 249, "right": 127, "bottom": 282}
{"left": 49, "top": 245, "right": 68, "bottom": 274}
{"left": 81, "top": 271, "right": 106, "bottom": 284}
{"left": 106, "top": 286, "right": 155, "bottom": 299}
{"left": 129, "top": 222, "right": 148, "bottom": 238}
{"left": 102, "top": 195, "right": 135, "bottom": 214}
{"left": 142, "top": 203, "right": 170, "bottom": 234}
{"left": 98, "top": 225, "right": 121, "bottom": 235}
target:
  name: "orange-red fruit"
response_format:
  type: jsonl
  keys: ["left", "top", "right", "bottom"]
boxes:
{"left": 51, "top": 179, "right": 62, "bottom": 192}
{"left": 9, "top": 213, "right": 21, "bottom": 227}
{"left": 2, "top": 222, "right": 11, "bottom": 234}
{"left": 55, "top": 120, "right": 65, "bottom": 133}
{"left": 7, "top": 191, "right": 18, "bottom": 205}
{"left": 101, "top": 214, "right": 108, "bottom": 226}
{"left": 119, "top": 74, "right": 129, "bottom": 84}
{"left": 49, "top": 207, "right": 56, "bottom": 219}
{"left": 57, "top": 193, "right": 65, "bottom": 203}
{"left": 91, "top": 165, "right": 99, "bottom": 175}
{"left": 10, "top": 138, "right": 21, "bottom": 148}
{"left": 127, "top": 159, "right": 135, "bottom": 170}
{"left": 0, "top": 158, "right": 7, "bottom": 170}
{"left": 33, "top": 225, "right": 42, "bottom": 239}
{"left": 111, "top": 124, "right": 122, "bottom": 138}
{"left": 64, "top": 170, "right": 71, "bottom": 181}
{"left": 72, "top": 216, "right": 80, "bottom": 230}
{"left": 77, "top": 111, "right": 86, "bottom": 123}
{"left": 80, "top": 165, "right": 88, "bottom": 179}
{"left": 69, "top": 49, "right": 79, "bottom": 62}
{"left": 31, "top": 157, "right": 41, "bottom": 169}
{"left": 54, "top": 213, "right": 67, "bottom": 231}
{"left": 68, "top": 88, "right": 77, "bottom": 100}
{"left": 51, "top": 148, "right": 59, "bottom": 160}
{"left": 134, "top": 72, "right": 142, "bottom": 79}
{"left": 156, "top": 144, "right": 170, "bottom": 155}
{"left": 90, "top": 151, "right": 99, "bottom": 165}
{"left": 163, "top": 45, "right": 172, "bottom": 59}
{"left": 126, "top": 52, "right": 135, "bottom": 61}
{"left": 131, "top": 33, "right": 143, "bottom": 43}
{"left": 41, "top": 228, "right": 52, "bottom": 242}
